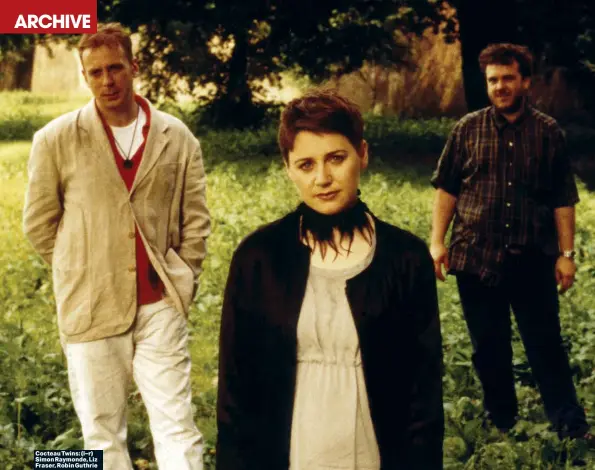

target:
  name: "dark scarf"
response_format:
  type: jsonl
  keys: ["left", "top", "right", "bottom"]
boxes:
{"left": 297, "top": 198, "right": 374, "bottom": 260}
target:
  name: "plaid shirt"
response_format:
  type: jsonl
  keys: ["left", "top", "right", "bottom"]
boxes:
{"left": 431, "top": 105, "right": 579, "bottom": 285}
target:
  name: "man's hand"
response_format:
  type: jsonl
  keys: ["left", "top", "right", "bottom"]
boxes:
{"left": 430, "top": 242, "right": 450, "bottom": 282}
{"left": 555, "top": 256, "right": 576, "bottom": 294}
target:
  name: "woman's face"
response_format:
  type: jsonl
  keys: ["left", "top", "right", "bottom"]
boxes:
{"left": 286, "top": 131, "right": 368, "bottom": 215}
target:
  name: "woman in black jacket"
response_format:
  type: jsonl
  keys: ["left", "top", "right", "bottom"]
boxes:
{"left": 216, "top": 89, "right": 444, "bottom": 470}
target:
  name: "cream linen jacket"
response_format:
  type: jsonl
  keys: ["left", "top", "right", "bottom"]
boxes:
{"left": 23, "top": 98, "right": 211, "bottom": 343}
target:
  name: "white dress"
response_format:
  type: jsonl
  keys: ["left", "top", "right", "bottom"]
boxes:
{"left": 290, "top": 237, "right": 381, "bottom": 470}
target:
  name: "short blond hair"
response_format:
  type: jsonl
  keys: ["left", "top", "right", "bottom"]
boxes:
{"left": 78, "top": 22, "right": 133, "bottom": 63}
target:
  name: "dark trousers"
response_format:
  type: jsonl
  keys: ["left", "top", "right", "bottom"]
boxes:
{"left": 455, "top": 249, "right": 587, "bottom": 437}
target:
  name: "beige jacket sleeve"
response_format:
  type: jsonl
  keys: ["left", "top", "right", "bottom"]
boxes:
{"left": 23, "top": 131, "right": 63, "bottom": 265}
{"left": 178, "top": 137, "right": 211, "bottom": 283}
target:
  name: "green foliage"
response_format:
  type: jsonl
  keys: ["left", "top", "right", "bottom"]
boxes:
{"left": 513, "top": 1, "right": 595, "bottom": 75}
{"left": 0, "top": 92, "right": 90, "bottom": 141}
{"left": 1, "top": 93, "right": 595, "bottom": 468}
{"left": 563, "top": 124, "right": 595, "bottom": 157}
{"left": 0, "top": 36, "right": 36, "bottom": 62}
{"left": 97, "top": 0, "right": 451, "bottom": 127}
{"left": 0, "top": 34, "right": 71, "bottom": 63}
{"left": 366, "top": 115, "right": 457, "bottom": 155}
{"left": 4, "top": 92, "right": 595, "bottom": 159}
{"left": 453, "top": 0, "right": 595, "bottom": 114}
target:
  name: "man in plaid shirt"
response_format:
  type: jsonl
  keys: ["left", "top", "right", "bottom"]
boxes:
{"left": 430, "top": 43, "right": 591, "bottom": 441}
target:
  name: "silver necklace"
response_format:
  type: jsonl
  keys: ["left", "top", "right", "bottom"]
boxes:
{"left": 113, "top": 105, "right": 140, "bottom": 169}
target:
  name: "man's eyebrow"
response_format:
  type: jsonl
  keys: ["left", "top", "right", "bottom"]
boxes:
{"left": 88, "top": 62, "right": 123, "bottom": 73}
{"left": 488, "top": 74, "right": 517, "bottom": 80}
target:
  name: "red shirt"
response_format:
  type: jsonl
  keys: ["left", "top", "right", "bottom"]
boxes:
{"left": 98, "top": 96, "right": 164, "bottom": 306}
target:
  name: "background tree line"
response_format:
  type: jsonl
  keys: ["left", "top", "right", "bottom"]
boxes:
{"left": 1, "top": 0, "right": 594, "bottom": 128}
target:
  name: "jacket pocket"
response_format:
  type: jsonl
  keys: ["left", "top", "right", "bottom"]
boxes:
{"left": 164, "top": 247, "right": 195, "bottom": 314}
{"left": 51, "top": 204, "right": 92, "bottom": 335}
{"left": 52, "top": 204, "right": 87, "bottom": 269}
{"left": 53, "top": 265, "right": 92, "bottom": 335}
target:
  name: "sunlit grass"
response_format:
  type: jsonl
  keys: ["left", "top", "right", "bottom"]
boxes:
{"left": 1, "top": 97, "right": 594, "bottom": 468}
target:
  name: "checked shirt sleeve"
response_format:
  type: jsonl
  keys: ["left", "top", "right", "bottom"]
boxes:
{"left": 550, "top": 126, "right": 579, "bottom": 208}
{"left": 431, "top": 120, "right": 467, "bottom": 197}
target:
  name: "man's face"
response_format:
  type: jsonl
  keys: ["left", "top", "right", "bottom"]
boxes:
{"left": 286, "top": 130, "right": 368, "bottom": 215}
{"left": 485, "top": 61, "right": 530, "bottom": 113}
{"left": 81, "top": 44, "right": 138, "bottom": 112}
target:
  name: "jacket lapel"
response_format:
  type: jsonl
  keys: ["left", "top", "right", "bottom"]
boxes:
{"left": 77, "top": 100, "right": 129, "bottom": 197}
{"left": 286, "top": 248, "right": 310, "bottom": 335}
{"left": 273, "top": 212, "right": 393, "bottom": 338}
{"left": 130, "top": 101, "right": 169, "bottom": 195}
{"left": 278, "top": 212, "right": 311, "bottom": 337}
{"left": 346, "top": 219, "right": 395, "bottom": 326}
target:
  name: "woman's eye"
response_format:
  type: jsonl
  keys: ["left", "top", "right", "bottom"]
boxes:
{"left": 299, "top": 162, "right": 313, "bottom": 171}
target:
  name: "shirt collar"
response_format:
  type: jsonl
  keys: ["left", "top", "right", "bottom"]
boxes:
{"left": 96, "top": 94, "right": 151, "bottom": 141}
{"left": 490, "top": 99, "right": 531, "bottom": 131}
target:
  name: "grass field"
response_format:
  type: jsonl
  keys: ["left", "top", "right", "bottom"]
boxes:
{"left": 1, "top": 93, "right": 595, "bottom": 469}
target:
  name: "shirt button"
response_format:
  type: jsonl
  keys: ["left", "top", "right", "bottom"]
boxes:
{"left": 506, "top": 202, "right": 511, "bottom": 207}
{"left": 128, "top": 266, "right": 136, "bottom": 272}
{"left": 505, "top": 223, "right": 510, "bottom": 228}
{"left": 508, "top": 141, "right": 513, "bottom": 147}
{"left": 505, "top": 244, "right": 509, "bottom": 248}
{"left": 128, "top": 231, "right": 135, "bottom": 239}
{"left": 507, "top": 182, "right": 512, "bottom": 186}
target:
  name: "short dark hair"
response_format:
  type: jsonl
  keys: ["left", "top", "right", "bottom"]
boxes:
{"left": 78, "top": 22, "right": 133, "bottom": 64}
{"left": 479, "top": 43, "right": 534, "bottom": 78}
{"left": 278, "top": 89, "right": 364, "bottom": 163}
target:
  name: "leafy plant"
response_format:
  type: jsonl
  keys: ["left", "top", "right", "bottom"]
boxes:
{"left": 1, "top": 92, "right": 594, "bottom": 469}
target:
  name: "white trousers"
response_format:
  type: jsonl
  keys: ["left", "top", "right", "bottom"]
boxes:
{"left": 64, "top": 299, "right": 203, "bottom": 470}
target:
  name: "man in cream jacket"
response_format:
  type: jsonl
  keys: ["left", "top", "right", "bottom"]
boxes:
{"left": 23, "top": 23, "right": 210, "bottom": 469}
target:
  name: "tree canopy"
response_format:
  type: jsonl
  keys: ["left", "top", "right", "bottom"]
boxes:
{"left": 99, "top": 0, "right": 451, "bottom": 127}
{"left": 2, "top": 1, "right": 593, "bottom": 121}
{"left": 0, "top": 36, "right": 35, "bottom": 61}
{"left": 0, "top": 36, "right": 38, "bottom": 90}
{"left": 453, "top": 0, "right": 595, "bottom": 113}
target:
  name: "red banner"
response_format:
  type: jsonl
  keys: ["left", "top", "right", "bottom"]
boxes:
{"left": 0, "top": 0, "right": 97, "bottom": 34}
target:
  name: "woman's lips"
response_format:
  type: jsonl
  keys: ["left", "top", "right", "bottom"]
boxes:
{"left": 315, "top": 191, "right": 339, "bottom": 200}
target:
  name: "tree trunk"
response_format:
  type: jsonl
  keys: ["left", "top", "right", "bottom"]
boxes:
{"left": 208, "top": 29, "right": 263, "bottom": 129}
{"left": 0, "top": 47, "right": 35, "bottom": 91}
{"left": 456, "top": 0, "right": 520, "bottom": 111}
{"left": 226, "top": 31, "right": 252, "bottom": 110}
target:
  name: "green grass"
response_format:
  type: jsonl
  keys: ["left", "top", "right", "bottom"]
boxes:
{"left": 1, "top": 93, "right": 595, "bottom": 469}
{"left": 0, "top": 92, "right": 91, "bottom": 141}
{"left": 3, "top": 90, "right": 595, "bottom": 160}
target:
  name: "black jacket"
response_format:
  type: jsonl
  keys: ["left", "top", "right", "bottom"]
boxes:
{"left": 216, "top": 210, "right": 444, "bottom": 469}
